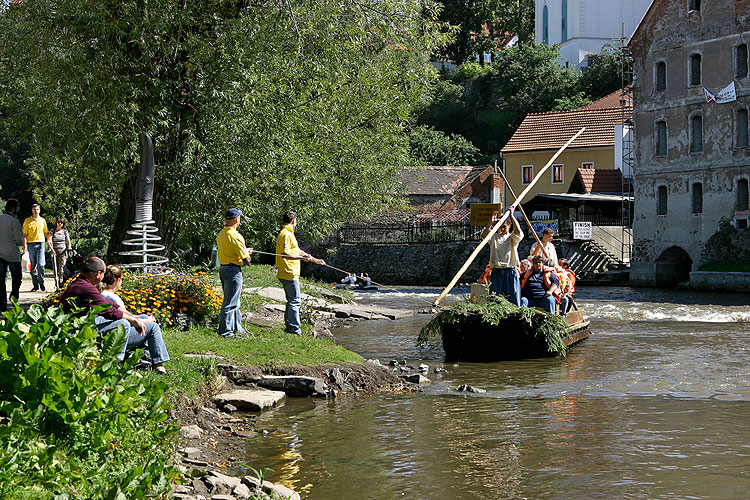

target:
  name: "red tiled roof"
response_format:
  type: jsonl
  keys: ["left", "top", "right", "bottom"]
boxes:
{"left": 578, "top": 89, "right": 633, "bottom": 110}
{"left": 400, "top": 166, "right": 489, "bottom": 195}
{"left": 501, "top": 105, "right": 632, "bottom": 154}
{"left": 569, "top": 168, "right": 623, "bottom": 194}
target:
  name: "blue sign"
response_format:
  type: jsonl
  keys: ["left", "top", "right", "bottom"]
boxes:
{"left": 529, "top": 219, "right": 558, "bottom": 236}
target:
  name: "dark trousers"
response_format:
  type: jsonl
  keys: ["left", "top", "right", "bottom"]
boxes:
{"left": 0, "top": 258, "right": 22, "bottom": 311}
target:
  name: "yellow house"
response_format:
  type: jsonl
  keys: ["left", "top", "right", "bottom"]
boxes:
{"left": 500, "top": 91, "right": 632, "bottom": 203}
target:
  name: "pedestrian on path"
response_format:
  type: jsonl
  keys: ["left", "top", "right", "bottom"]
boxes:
{"left": 50, "top": 217, "right": 72, "bottom": 289}
{"left": 216, "top": 208, "right": 253, "bottom": 338}
{"left": 0, "top": 199, "right": 24, "bottom": 311}
{"left": 22, "top": 203, "right": 52, "bottom": 292}
{"left": 275, "top": 211, "right": 325, "bottom": 335}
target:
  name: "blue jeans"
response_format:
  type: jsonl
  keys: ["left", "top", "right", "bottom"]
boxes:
{"left": 521, "top": 295, "right": 557, "bottom": 314}
{"left": 219, "top": 264, "right": 244, "bottom": 335}
{"left": 489, "top": 267, "right": 521, "bottom": 306}
{"left": 560, "top": 296, "right": 571, "bottom": 315}
{"left": 279, "top": 278, "right": 302, "bottom": 334}
{"left": 0, "top": 259, "right": 22, "bottom": 311}
{"left": 95, "top": 316, "right": 170, "bottom": 364}
{"left": 27, "top": 242, "right": 45, "bottom": 289}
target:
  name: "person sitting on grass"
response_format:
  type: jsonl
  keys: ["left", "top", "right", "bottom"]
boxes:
{"left": 519, "top": 255, "right": 560, "bottom": 314}
{"left": 59, "top": 256, "right": 170, "bottom": 374}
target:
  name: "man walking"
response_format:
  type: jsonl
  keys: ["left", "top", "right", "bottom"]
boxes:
{"left": 275, "top": 211, "right": 325, "bottom": 335}
{"left": 0, "top": 199, "right": 24, "bottom": 311}
{"left": 482, "top": 210, "right": 524, "bottom": 306}
{"left": 216, "top": 208, "right": 253, "bottom": 338}
{"left": 22, "top": 203, "right": 52, "bottom": 291}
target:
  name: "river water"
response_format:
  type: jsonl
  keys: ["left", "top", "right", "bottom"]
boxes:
{"left": 244, "top": 287, "right": 750, "bottom": 499}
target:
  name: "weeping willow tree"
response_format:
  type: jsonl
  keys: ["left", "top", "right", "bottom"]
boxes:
{"left": 0, "top": 0, "right": 449, "bottom": 258}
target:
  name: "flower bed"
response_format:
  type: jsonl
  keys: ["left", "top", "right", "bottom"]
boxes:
{"left": 42, "top": 270, "right": 222, "bottom": 327}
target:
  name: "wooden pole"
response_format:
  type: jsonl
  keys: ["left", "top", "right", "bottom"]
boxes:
{"left": 433, "top": 127, "right": 585, "bottom": 306}
{"left": 496, "top": 168, "right": 548, "bottom": 260}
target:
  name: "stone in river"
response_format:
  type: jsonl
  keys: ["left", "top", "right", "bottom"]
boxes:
{"left": 213, "top": 389, "right": 286, "bottom": 412}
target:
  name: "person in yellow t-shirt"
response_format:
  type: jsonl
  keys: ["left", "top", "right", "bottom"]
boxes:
{"left": 275, "top": 211, "right": 325, "bottom": 335}
{"left": 22, "top": 203, "right": 52, "bottom": 292}
{"left": 216, "top": 208, "right": 253, "bottom": 338}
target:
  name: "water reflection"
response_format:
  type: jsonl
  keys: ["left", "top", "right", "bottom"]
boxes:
{"left": 243, "top": 287, "right": 750, "bottom": 499}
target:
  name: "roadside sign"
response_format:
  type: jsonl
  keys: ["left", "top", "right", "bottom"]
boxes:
{"left": 470, "top": 203, "right": 503, "bottom": 226}
{"left": 530, "top": 219, "right": 558, "bottom": 236}
{"left": 573, "top": 221, "right": 592, "bottom": 240}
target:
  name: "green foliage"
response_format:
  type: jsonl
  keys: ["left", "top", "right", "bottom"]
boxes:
{"left": 579, "top": 44, "right": 632, "bottom": 100}
{"left": 436, "top": 0, "right": 535, "bottom": 64}
{"left": 453, "top": 62, "right": 494, "bottom": 82}
{"left": 0, "top": 0, "right": 449, "bottom": 253}
{"left": 409, "top": 125, "right": 482, "bottom": 166}
{"left": 0, "top": 303, "right": 177, "bottom": 498}
{"left": 553, "top": 91, "right": 594, "bottom": 111}
{"left": 419, "top": 294, "right": 570, "bottom": 356}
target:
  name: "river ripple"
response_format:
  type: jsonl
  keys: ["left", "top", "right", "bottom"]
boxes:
{"left": 243, "top": 287, "right": 750, "bottom": 500}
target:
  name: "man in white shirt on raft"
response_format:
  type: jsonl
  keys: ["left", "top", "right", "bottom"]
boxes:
{"left": 482, "top": 210, "right": 523, "bottom": 306}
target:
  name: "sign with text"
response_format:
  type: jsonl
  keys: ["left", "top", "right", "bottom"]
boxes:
{"left": 470, "top": 203, "right": 503, "bottom": 226}
{"left": 573, "top": 221, "right": 593, "bottom": 240}
{"left": 529, "top": 219, "right": 558, "bottom": 236}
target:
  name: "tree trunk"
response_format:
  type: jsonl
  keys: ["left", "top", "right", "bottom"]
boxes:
{"left": 107, "top": 176, "right": 180, "bottom": 264}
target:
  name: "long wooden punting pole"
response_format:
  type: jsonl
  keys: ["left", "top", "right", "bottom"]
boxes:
{"left": 433, "top": 127, "right": 586, "bottom": 306}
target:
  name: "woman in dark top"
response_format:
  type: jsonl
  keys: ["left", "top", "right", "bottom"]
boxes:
{"left": 51, "top": 217, "right": 72, "bottom": 289}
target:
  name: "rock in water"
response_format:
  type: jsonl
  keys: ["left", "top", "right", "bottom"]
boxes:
{"left": 457, "top": 384, "right": 486, "bottom": 393}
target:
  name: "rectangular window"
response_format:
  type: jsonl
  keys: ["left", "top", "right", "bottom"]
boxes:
{"left": 691, "top": 115, "right": 703, "bottom": 153}
{"left": 738, "top": 109, "right": 749, "bottom": 148}
{"left": 655, "top": 61, "right": 666, "bottom": 91}
{"left": 552, "top": 164, "right": 564, "bottom": 184}
{"left": 737, "top": 44, "right": 748, "bottom": 79}
{"left": 692, "top": 182, "right": 703, "bottom": 214}
{"left": 657, "top": 185, "right": 668, "bottom": 215}
{"left": 522, "top": 165, "right": 533, "bottom": 185}
{"left": 690, "top": 54, "right": 702, "bottom": 86}
{"left": 689, "top": 0, "right": 701, "bottom": 12}
{"left": 581, "top": 162, "right": 594, "bottom": 169}
{"left": 737, "top": 178, "right": 749, "bottom": 211}
{"left": 656, "top": 120, "right": 667, "bottom": 156}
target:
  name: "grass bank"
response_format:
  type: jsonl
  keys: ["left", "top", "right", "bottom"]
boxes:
{"left": 161, "top": 263, "right": 361, "bottom": 403}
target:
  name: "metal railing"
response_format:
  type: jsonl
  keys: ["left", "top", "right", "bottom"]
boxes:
{"left": 337, "top": 209, "right": 484, "bottom": 244}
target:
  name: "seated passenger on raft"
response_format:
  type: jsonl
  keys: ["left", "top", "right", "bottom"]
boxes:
{"left": 520, "top": 255, "right": 562, "bottom": 314}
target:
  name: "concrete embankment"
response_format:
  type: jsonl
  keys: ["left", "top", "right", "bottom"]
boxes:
{"left": 688, "top": 271, "right": 750, "bottom": 293}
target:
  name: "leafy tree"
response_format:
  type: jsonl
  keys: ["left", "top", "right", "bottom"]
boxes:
{"left": 0, "top": 0, "right": 447, "bottom": 258}
{"left": 579, "top": 44, "right": 631, "bottom": 100}
{"left": 409, "top": 125, "right": 481, "bottom": 165}
{"left": 437, "top": 0, "right": 534, "bottom": 65}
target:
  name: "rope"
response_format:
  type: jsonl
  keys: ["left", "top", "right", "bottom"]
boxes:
{"left": 250, "top": 250, "right": 441, "bottom": 306}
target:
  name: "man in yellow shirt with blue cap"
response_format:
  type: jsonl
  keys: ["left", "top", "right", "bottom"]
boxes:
{"left": 275, "top": 211, "right": 325, "bottom": 335}
{"left": 216, "top": 208, "right": 253, "bottom": 338}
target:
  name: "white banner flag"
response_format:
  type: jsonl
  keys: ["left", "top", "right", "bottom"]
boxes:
{"left": 704, "top": 81, "right": 737, "bottom": 103}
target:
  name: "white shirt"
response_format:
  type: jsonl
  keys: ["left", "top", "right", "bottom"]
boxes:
{"left": 0, "top": 213, "right": 24, "bottom": 262}
{"left": 101, "top": 290, "right": 125, "bottom": 308}
{"left": 529, "top": 240, "right": 558, "bottom": 265}
{"left": 488, "top": 230, "right": 523, "bottom": 269}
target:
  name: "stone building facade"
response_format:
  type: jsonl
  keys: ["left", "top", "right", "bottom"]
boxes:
{"left": 628, "top": 0, "right": 750, "bottom": 286}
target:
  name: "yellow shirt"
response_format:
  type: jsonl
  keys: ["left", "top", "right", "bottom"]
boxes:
{"left": 216, "top": 226, "right": 249, "bottom": 266}
{"left": 22, "top": 216, "right": 49, "bottom": 243}
{"left": 275, "top": 224, "right": 300, "bottom": 281}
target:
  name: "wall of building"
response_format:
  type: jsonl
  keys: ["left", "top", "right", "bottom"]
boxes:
{"left": 629, "top": 0, "right": 750, "bottom": 285}
{"left": 503, "top": 147, "right": 614, "bottom": 201}
{"left": 536, "top": 0, "right": 651, "bottom": 67}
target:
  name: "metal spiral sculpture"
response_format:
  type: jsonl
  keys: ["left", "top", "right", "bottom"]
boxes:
{"left": 119, "top": 132, "right": 169, "bottom": 270}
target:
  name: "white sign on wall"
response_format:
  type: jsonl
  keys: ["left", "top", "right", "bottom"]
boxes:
{"left": 573, "top": 222, "right": 592, "bottom": 240}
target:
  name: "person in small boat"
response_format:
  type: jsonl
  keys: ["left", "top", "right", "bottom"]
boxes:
{"left": 520, "top": 255, "right": 560, "bottom": 314}
{"left": 482, "top": 210, "right": 523, "bottom": 306}
{"left": 558, "top": 258, "right": 576, "bottom": 314}
{"left": 546, "top": 258, "right": 570, "bottom": 315}
{"left": 341, "top": 273, "right": 356, "bottom": 285}
{"left": 357, "top": 273, "right": 372, "bottom": 287}
{"left": 518, "top": 258, "right": 532, "bottom": 275}
{"left": 528, "top": 227, "right": 558, "bottom": 266}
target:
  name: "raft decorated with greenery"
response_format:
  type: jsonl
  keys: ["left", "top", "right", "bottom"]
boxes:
{"left": 418, "top": 293, "right": 590, "bottom": 362}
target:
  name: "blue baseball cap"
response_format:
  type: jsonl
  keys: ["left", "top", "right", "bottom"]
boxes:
{"left": 225, "top": 208, "right": 242, "bottom": 219}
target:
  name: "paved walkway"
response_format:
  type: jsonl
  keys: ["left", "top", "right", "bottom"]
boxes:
{"left": 6, "top": 274, "right": 57, "bottom": 310}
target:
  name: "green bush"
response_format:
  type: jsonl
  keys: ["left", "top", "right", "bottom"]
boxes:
{"left": 0, "top": 303, "right": 177, "bottom": 498}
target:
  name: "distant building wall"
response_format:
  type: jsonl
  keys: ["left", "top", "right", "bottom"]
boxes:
{"left": 629, "top": 0, "right": 750, "bottom": 286}
{"left": 503, "top": 147, "right": 614, "bottom": 200}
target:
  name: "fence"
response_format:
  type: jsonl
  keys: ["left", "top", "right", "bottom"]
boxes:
{"left": 337, "top": 209, "right": 484, "bottom": 244}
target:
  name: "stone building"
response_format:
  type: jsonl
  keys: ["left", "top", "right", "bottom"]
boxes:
{"left": 628, "top": 0, "right": 750, "bottom": 286}
{"left": 536, "top": 0, "right": 651, "bottom": 68}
